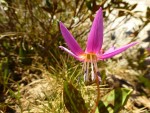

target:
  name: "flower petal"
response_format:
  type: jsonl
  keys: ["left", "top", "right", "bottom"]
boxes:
{"left": 59, "top": 46, "right": 83, "bottom": 61}
{"left": 100, "top": 42, "right": 138, "bottom": 59}
{"left": 59, "top": 22, "right": 84, "bottom": 55}
{"left": 86, "top": 8, "right": 103, "bottom": 54}
{"left": 104, "top": 46, "right": 115, "bottom": 54}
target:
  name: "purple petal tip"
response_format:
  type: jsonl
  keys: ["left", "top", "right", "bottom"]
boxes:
{"left": 59, "top": 21, "right": 84, "bottom": 56}
{"left": 86, "top": 7, "right": 103, "bottom": 53}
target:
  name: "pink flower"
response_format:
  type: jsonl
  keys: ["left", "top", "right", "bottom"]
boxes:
{"left": 59, "top": 8, "right": 138, "bottom": 84}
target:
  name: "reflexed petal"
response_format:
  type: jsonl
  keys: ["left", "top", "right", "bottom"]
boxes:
{"left": 100, "top": 42, "right": 138, "bottom": 59}
{"left": 104, "top": 46, "right": 115, "bottom": 54}
{"left": 59, "top": 46, "right": 83, "bottom": 61}
{"left": 86, "top": 8, "right": 103, "bottom": 54}
{"left": 59, "top": 22, "right": 84, "bottom": 55}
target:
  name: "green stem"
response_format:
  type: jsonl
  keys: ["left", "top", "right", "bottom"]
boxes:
{"left": 91, "top": 73, "right": 100, "bottom": 113}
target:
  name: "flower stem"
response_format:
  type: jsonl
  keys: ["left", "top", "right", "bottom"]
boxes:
{"left": 91, "top": 72, "right": 100, "bottom": 113}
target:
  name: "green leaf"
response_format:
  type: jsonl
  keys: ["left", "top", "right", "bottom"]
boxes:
{"left": 139, "top": 76, "right": 150, "bottom": 88}
{"left": 146, "top": 7, "right": 150, "bottom": 19}
{"left": 95, "top": 100, "right": 109, "bottom": 113}
{"left": 19, "top": 42, "right": 26, "bottom": 58}
{"left": 63, "top": 81, "right": 88, "bottom": 113}
{"left": 98, "top": 88, "right": 132, "bottom": 113}
{"left": 129, "top": 4, "right": 137, "bottom": 10}
{"left": 86, "top": 0, "right": 92, "bottom": 11}
{"left": 118, "top": 11, "right": 125, "bottom": 17}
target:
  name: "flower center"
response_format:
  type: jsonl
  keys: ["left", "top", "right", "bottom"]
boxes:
{"left": 80, "top": 53, "right": 101, "bottom": 85}
{"left": 79, "top": 53, "right": 98, "bottom": 62}
{"left": 86, "top": 54, "right": 97, "bottom": 62}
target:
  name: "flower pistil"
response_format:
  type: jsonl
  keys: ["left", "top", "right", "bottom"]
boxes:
{"left": 80, "top": 53, "right": 101, "bottom": 85}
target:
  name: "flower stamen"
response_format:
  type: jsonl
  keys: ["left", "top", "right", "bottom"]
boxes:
{"left": 83, "top": 53, "right": 101, "bottom": 85}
